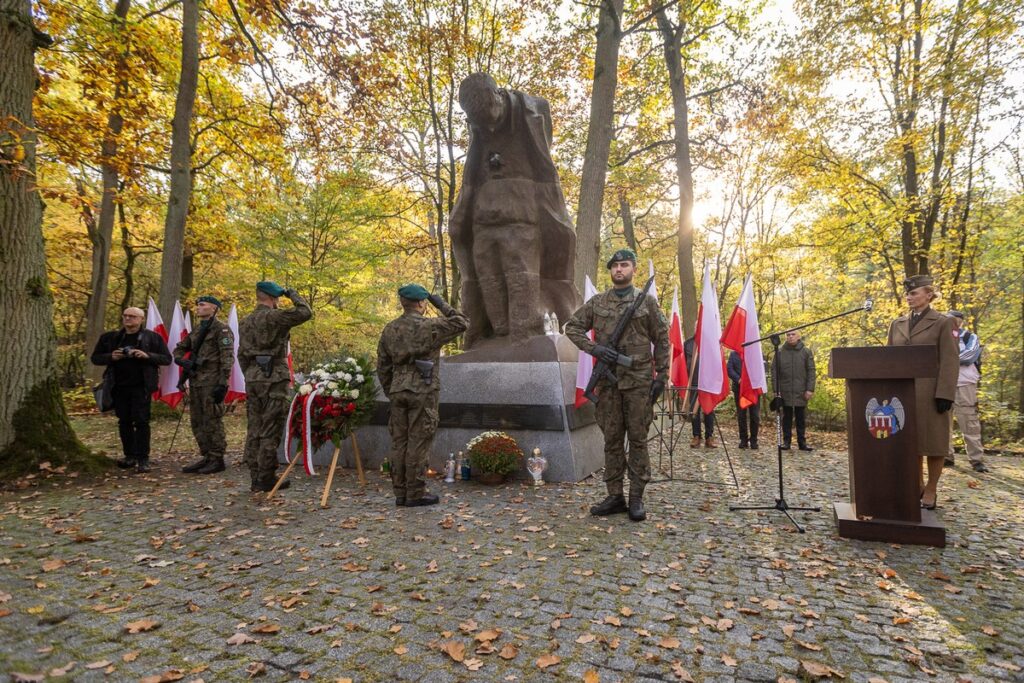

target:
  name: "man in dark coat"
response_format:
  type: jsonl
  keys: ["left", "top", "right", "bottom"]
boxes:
{"left": 771, "top": 330, "right": 816, "bottom": 451}
{"left": 91, "top": 307, "right": 172, "bottom": 472}
{"left": 449, "top": 72, "right": 580, "bottom": 346}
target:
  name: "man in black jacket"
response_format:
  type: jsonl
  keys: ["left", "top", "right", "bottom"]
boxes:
{"left": 91, "top": 307, "right": 172, "bottom": 472}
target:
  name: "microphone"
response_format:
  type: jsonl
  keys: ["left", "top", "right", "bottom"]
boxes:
{"left": 864, "top": 298, "right": 874, "bottom": 312}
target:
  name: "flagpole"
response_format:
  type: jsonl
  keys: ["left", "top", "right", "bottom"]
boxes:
{"left": 742, "top": 300, "right": 872, "bottom": 347}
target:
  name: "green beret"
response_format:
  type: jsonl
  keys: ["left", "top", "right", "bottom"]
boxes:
{"left": 606, "top": 248, "right": 637, "bottom": 269}
{"left": 398, "top": 283, "right": 430, "bottom": 301}
{"left": 903, "top": 274, "right": 933, "bottom": 291}
{"left": 256, "top": 281, "right": 286, "bottom": 297}
{"left": 197, "top": 295, "right": 222, "bottom": 308}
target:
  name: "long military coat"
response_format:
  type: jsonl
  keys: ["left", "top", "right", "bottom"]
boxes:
{"left": 887, "top": 306, "right": 959, "bottom": 458}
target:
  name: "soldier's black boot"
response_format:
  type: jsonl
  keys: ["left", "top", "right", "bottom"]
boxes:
{"left": 182, "top": 456, "right": 209, "bottom": 473}
{"left": 590, "top": 494, "right": 628, "bottom": 516}
{"left": 115, "top": 458, "right": 137, "bottom": 469}
{"left": 628, "top": 495, "right": 647, "bottom": 522}
{"left": 197, "top": 457, "right": 226, "bottom": 474}
{"left": 136, "top": 459, "right": 151, "bottom": 473}
{"left": 405, "top": 492, "right": 439, "bottom": 507}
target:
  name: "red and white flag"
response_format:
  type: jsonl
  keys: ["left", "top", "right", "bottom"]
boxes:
{"left": 695, "top": 268, "right": 730, "bottom": 414}
{"left": 669, "top": 287, "right": 688, "bottom": 395}
{"left": 157, "top": 301, "right": 189, "bottom": 408}
{"left": 720, "top": 275, "right": 768, "bottom": 408}
{"left": 574, "top": 275, "right": 598, "bottom": 408}
{"left": 183, "top": 310, "right": 192, "bottom": 334}
{"left": 286, "top": 341, "right": 295, "bottom": 386}
{"left": 225, "top": 304, "right": 246, "bottom": 404}
{"left": 648, "top": 260, "right": 659, "bottom": 304}
{"left": 146, "top": 297, "right": 167, "bottom": 342}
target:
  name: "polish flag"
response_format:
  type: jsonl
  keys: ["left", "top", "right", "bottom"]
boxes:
{"left": 157, "top": 301, "right": 189, "bottom": 408}
{"left": 146, "top": 297, "right": 167, "bottom": 342}
{"left": 286, "top": 341, "right": 295, "bottom": 386}
{"left": 720, "top": 275, "right": 767, "bottom": 408}
{"left": 695, "top": 268, "right": 730, "bottom": 414}
{"left": 669, "top": 287, "right": 688, "bottom": 395}
{"left": 184, "top": 310, "right": 192, "bottom": 334}
{"left": 225, "top": 304, "right": 246, "bottom": 403}
{"left": 648, "top": 260, "right": 659, "bottom": 304}
{"left": 574, "top": 275, "right": 599, "bottom": 408}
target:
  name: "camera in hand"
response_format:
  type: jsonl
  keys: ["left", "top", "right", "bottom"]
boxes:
{"left": 119, "top": 345, "right": 136, "bottom": 354}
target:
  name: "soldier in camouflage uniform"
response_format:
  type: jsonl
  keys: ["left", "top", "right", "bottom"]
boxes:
{"left": 565, "top": 249, "right": 669, "bottom": 521}
{"left": 377, "top": 284, "right": 469, "bottom": 507}
{"left": 238, "top": 282, "right": 312, "bottom": 492}
{"left": 174, "top": 295, "right": 234, "bottom": 474}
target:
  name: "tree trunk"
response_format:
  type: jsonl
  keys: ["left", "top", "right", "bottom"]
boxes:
{"left": 0, "top": 0, "right": 96, "bottom": 477}
{"left": 657, "top": 8, "right": 698, "bottom": 333}
{"left": 157, "top": 0, "right": 199, "bottom": 321}
{"left": 574, "top": 0, "right": 624, "bottom": 291}
{"left": 619, "top": 193, "right": 636, "bottom": 250}
{"left": 84, "top": 0, "right": 132, "bottom": 382}
{"left": 119, "top": 199, "right": 136, "bottom": 312}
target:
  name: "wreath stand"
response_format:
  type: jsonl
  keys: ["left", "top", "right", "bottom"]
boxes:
{"left": 266, "top": 432, "right": 367, "bottom": 504}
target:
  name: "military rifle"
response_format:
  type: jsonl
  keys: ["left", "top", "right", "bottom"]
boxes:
{"left": 174, "top": 314, "right": 216, "bottom": 391}
{"left": 582, "top": 275, "right": 656, "bottom": 404}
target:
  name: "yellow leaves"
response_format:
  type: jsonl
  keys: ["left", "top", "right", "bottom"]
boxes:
{"left": 536, "top": 653, "right": 561, "bottom": 669}
{"left": 721, "top": 654, "right": 737, "bottom": 667}
{"left": 603, "top": 615, "right": 621, "bottom": 627}
{"left": 393, "top": 644, "right": 408, "bottom": 655}
{"left": 251, "top": 622, "right": 280, "bottom": 634}
{"left": 943, "top": 584, "right": 963, "bottom": 594}
{"left": 142, "top": 577, "right": 161, "bottom": 588}
{"left": 41, "top": 559, "right": 66, "bottom": 572}
{"left": 474, "top": 628, "right": 502, "bottom": 642}
{"left": 498, "top": 643, "right": 518, "bottom": 660}
{"left": 796, "top": 640, "right": 823, "bottom": 651}
{"left": 800, "top": 660, "right": 845, "bottom": 678}
{"left": 576, "top": 633, "right": 596, "bottom": 644}
{"left": 227, "top": 632, "right": 258, "bottom": 645}
{"left": 981, "top": 625, "right": 999, "bottom": 636}
{"left": 658, "top": 637, "right": 681, "bottom": 649}
{"left": 583, "top": 670, "right": 600, "bottom": 683}
{"left": 671, "top": 661, "right": 695, "bottom": 681}
{"left": 124, "top": 618, "right": 160, "bottom": 633}
{"left": 439, "top": 640, "right": 465, "bottom": 662}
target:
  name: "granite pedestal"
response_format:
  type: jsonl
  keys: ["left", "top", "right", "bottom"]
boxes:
{"left": 280, "top": 334, "right": 604, "bottom": 482}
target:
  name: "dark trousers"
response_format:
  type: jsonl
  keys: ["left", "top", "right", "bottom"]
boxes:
{"left": 112, "top": 385, "right": 152, "bottom": 462}
{"left": 781, "top": 405, "right": 807, "bottom": 446}
{"left": 733, "top": 385, "right": 760, "bottom": 444}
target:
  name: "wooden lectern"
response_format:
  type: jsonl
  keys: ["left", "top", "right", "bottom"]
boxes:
{"left": 829, "top": 346, "right": 945, "bottom": 547}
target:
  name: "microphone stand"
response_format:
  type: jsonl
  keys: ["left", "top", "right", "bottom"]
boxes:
{"left": 729, "top": 301, "right": 871, "bottom": 533}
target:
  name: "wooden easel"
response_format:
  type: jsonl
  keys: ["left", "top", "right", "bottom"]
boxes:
{"left": 266, "top": 432, "right": 367, "bottom": 504}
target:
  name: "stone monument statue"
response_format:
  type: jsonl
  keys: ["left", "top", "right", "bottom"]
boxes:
{"left": 449, "top": 72, "right": 581, "bottom": 348}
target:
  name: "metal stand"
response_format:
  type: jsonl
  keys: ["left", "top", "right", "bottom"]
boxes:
{"left": 723, "top": 300, "right": 872, "bottom": 532}
{"left": 648, "top": 387, "right": 739, "bottom": 489}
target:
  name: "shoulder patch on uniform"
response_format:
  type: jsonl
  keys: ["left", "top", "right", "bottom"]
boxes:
{"left": 222, "top": 337, "right": 231, "bottom": 345}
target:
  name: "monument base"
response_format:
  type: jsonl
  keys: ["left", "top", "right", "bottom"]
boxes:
{"left": 282, "top": 335, "right": 605, "bottom": 483}
{"left": 833, "top": 502, "right": 945, "bottom": 547}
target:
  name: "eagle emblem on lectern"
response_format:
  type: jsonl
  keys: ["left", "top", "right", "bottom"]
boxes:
{"left": 865, "top": 397, "right": 905, "bottom": 439}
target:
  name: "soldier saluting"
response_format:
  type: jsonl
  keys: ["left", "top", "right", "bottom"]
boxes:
{"left": 175, "top": 295, "right": 234, "bottom": 475}
{"left": 238, "top": 282, "right": 312, "bottom": 492}
{"left": 377, "top": 284, "right": 468, "bottom": 507}
{"left": 565, "top": 249, "right": 669, "bottom": 521}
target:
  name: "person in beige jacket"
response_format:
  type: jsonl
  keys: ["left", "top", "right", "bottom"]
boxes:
{"left": 886, "top": 274, "right": 959, "bottom": 510}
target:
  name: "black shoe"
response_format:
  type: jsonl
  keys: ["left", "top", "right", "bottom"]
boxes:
{"left": 749, "top": 441, "right": 759, "bottom": 450}
{"left": 395, "top": 497, "right": 406, "bottom": 507}
{"left": 798, "top": 445, "right": 814, "bottom": 452}
{"left": 971, "top": 462, "right": 990, "bottom": 473}
{"left": 182, "top": 457, "right": 209, "bottom": 473}
{"left": 405, "top": 493, "right": 439, "bottom": 507}
{"left": 780, "top": 444, "right": 791, "bottom": 451}
{"left": 136, "top": 460, "right": 151, "bottom": 473}
{"left": 116, "top": 458, "right": 137, "bottom": 469}
{"left": 251, "top": 479, "right": 290, "bottom": 492}
{"left": 590, "top": 494, "right": 628, "bottom": 516}
{"left": 738, "top": 441, "right": 749, "bottom": 449}
{"left": 628, "top": 497, "right": 646, "bottom": 522}
{"left": 197, "top": 458, "right": 225, "bottom": 474}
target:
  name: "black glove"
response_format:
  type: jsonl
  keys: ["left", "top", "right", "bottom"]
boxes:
{"left": 592, "top": 344, "right": 620, "bottom": 364}
{"left": 211, "top": 384, "right": 228, "bottom": 404}
{"left": 650, "top": 378, "right": 666, "bottom": 402}
{"left": 283, "top": 288, "right": 298, "bottom": 299}
{"left": 935, "top": 398, "right": 953, "bottom": 413}
{"left": 770, "top": 396, "right": 784, "bottom": 412}
{"left": 427, "top": 293, "right": 446, "bottom": 309}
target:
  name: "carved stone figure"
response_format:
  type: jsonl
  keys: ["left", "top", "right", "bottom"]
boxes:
{"left": 449, "top": 73, "right": 580, "bottom": 348}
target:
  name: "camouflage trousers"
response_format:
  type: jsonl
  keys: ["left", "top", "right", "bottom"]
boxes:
{"left": 244, "top": 381, "right": 290, "bottom": 485}
{"left": 595, "top": 384, "right": 653, "bottom": 497}
{"left": 387, "top": 391, "right": 439, "bottom": 500}
{"left": 189, "top": 385, "right": 226, "bottom": 459}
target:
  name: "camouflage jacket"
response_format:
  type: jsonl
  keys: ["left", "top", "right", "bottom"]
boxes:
{"left": 377, "top": 303, "right": 469, "bottom": 396}
{"left": 172, "top": 317, "right": 233, "bottom": 387}
{"left": 238, "top": 292, "right": 312, "bottom": 386}
{"left": 564, "top": 286, "right": 670, "bottom": 390}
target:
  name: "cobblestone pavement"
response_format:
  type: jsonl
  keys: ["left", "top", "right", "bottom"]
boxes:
{"left": 1, "top": 414, "right": 1022, "bottom": 683}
